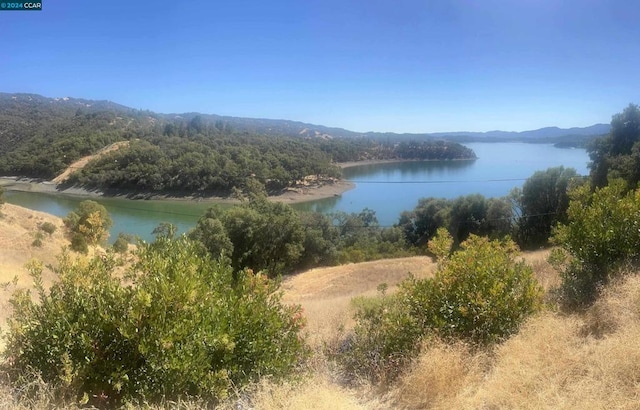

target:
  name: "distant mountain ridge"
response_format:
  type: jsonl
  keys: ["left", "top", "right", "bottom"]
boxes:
{"left": 0, "top": 92, "right": 610, "bottom": 142}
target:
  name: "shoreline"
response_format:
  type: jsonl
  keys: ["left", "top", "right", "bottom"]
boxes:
{"left": 0, "top": 157, "right": 473, "bottom": 204}
{"left": 337, "top": 157, "right": 476, "bottom": 169}
{"left": 0, "top": 177, "right": 356, "bottom": 205}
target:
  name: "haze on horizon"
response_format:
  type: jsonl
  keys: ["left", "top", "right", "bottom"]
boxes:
{"left": 1, "top": 0, "right": 639, "bottom": 134}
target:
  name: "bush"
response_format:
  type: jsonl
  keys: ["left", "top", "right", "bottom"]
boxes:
{"left": 4, "top": 237, "right": 308, "bottom": 407}
{"left": 112, "top": 232, "right": 132, "bottom": 253}
{"left": 551, "top": 180, "right": 640, "bottom": 307}
{"left": 69, "top": 233, "right": 88, "bottom": 254}
{"left": 64, "top": 200, "right": 112, "bottom": 245}
{"left": 408, "top": 233, "right": 543, "bottom": 345}
{"left": 40, "top": 221, "right": 57, "bottom": 235}
{"left": 335, "top": 231, "right": 542, "bottom": 383}
{"left": 513, "top": 166, "right": 578, "bottom": 248}
{"left": 31, "top": 232, "right": 43, "bottom": 248}
{"left": 332, "top": 291, "right": 421, "bottom": 384}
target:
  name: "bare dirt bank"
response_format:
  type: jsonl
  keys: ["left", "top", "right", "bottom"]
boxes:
{"left": 0, "top": 177, "right": 355, "bottom": 205}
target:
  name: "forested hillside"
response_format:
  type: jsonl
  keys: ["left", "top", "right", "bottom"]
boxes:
{"left": 0, "top": 93, "right": 475, "bottom": 195}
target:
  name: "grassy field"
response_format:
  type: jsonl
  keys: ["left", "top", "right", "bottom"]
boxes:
{"left": 2, "top": 203, "right": 640, "bottom": 409}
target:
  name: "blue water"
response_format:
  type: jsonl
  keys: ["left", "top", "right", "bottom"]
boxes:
{"left": 293, "top": 143, "right": 590, "bottom": 226}
{"left": 6, "top": 143, "right": 590, "bottom": 241}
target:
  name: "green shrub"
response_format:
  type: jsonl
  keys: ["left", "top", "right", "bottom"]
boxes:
{"left": 335, "top": 232, "right": 542, "bottom": 383}
{"left": 39, "top": 221, "right": 57, "bottom": 235}
{"left": 69, "top": 233, "right": 88, "bottom": 254}
{"left": 4, "top": 236, "right": 308, "bottom": 407}
{"left": 409, "top": 234, "right": 543, "bottom": 345}
{"left": 112, "top": 232, "right": 131, "bottom": 253}
{"left": 551, "top": 180, "right": 640, "bottom": 307}
{"left": 31, "top": 232, "right": 43, "bottom": 248}
{"left": 333, "top": 291, "right": 421, "bottom": 384}
{"left": 64, "top": 200, "right": 112, "bottom": 245}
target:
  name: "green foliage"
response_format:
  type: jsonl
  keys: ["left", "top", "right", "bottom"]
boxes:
{"left": 399, "top": 195, "right": 513, "bottom": 248}
{"left": 411, "top": 235, "right": 543, "bottom": 344}
{"left": 39, "top": 221, "right": 57, "bottom": 235}
{"left": 551, "top": 180, "right": 640, "bottom": 306}
{"left": 512, "top": 166, "right": 578, "bottom": 248}
{"left": 401, "top": 166, "right": 585, "bottom": 251}
{"left": 151, "top": 222, "right": 177, "bottom": 240}
{"left": 191, "top": 203, "right": 412, "bottom": 276}
{"left": 191, "top": 197, "right": 304, "bottom": 277}
{"left": 69, "top": 233, "right": 88, "bottom": 254}
{"left": 427, "top": 227, "right": 453, "bottom": 260}
{"left": 0, "top": 184, "right": 5, "bottom": 206}
{"left": 0, "top": 94, "right": 478, "bottom": 195}
{"left": 588, "top": 103, "right": 640, "bottom": 188}
{"left": 386, "top": 140, "right": 476, "bottom": 161}
{"left": 189, "top": 207, "right": 234, "bottom": 259}
{"left": 4, "top": 237, "right": 308, "bottom": 407}
{"left": 333, "top": 209, "right": 412, "bottom": 264}
{"left": 399, "top": 197, "right": 449, "bottom": 247}
{"left": 31, "top": 232, "right": 44, "bottom": 248}
{"left": 64, "top": 200, "right": 112, "bottom": 245}
{"left": 331, "top": 285, "right": 421, "bottom": 384}
{"left": 298, "top": 212, "right": 340, "bottom": 269}
{"left": 112, "top": 232, "right": 132, "bottom": 253}
{"left": 335, "top": 233, "right": 542, "bottom": 383}
{"left": 224, "top": 198, "right": 305, "bottom": 276}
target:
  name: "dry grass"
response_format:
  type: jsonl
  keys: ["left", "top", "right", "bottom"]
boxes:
{"left": 385, "top": 273, "right": 640, "bottom": 410}
{"left": 521, "top": 248, "right": 560, "bottom": 294}
{"left": 223, "top": 370, "right": 369, "bottom": 410}
{"left": 0, "top": 204, "right": 69, "bottom": 327}
{"left": 389, "top": 340, "right": 488, "bottom": 410}
{"left": 4, "top": 204, "right": 640, "bottom": 409}
{"left": 281, "top": 256, "right": 435, "bottom": 348}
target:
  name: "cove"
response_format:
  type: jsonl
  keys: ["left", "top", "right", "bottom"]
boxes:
{"left": 292, "top": 143, "right": 590, "bottom": 226}
{"left": 5, "top": 143, "right": 590, "bottom": 242}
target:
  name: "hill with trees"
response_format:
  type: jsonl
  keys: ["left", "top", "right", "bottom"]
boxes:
{"left": 0, "top": 93, "right": 475, "bottom": 196}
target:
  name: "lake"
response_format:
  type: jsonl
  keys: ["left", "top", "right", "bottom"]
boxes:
{"left": 5, "top": 143, "right": 590, "bottom": 242}
{"left": 294, "top": 143, "right": 590, "bottom": 226}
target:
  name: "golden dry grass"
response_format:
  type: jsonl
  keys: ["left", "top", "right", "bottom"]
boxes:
{"left": 0, "top": 204, "right": 69, "bottom": 326}
{"left": 4, "top": 205, "right": 640, "bottom": 409}
{"left": 386, "top": 273, "right": 640, "bottom": 410}
{"left": 281, "top": 256, "right": 436, "bottom": 348}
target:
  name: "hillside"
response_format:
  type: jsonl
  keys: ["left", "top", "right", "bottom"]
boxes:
{"left": 2, "top": 205, "right": 640, "bottom": 409}
{"left": 0, "top": 93, "right": 476, "bottom": 197}
{"left": 0, "top": 204, "right": 67, "bottom": 325}
{"left": 235, "top": 250, "right": 640, "bottom": 410}
{"left": 0, "top": 93, "right": 608, "bottom": 146}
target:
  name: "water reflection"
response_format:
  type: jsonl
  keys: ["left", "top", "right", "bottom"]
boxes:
{"left": 343, "top": 159, "right": 476, "bottom": 180}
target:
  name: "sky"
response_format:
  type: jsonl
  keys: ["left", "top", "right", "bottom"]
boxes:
{"left": 1, "top": 0, "right": 639, "bottom": 133}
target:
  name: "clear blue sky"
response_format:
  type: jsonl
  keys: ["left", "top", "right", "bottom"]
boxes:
{"left": 1, "top": 0, "right": 639, "bottom": 133}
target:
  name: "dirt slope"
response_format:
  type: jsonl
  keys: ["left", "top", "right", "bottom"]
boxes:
{"left": 0, "top": 204, "right": 68, "bottom": 324}
{"left": 52, "top": 140, "right": 130, "bottom": 183}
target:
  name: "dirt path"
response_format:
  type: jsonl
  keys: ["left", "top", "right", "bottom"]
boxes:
{"left": 51, "top": 141, "right": 130, "bottom": 183}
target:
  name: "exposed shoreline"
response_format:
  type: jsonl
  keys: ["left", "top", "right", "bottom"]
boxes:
{"left": 0, "top": 158, "right": 476, "bottom": 204}
{"left": 0, "top": 176, "right": 356, "bottom": 205}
